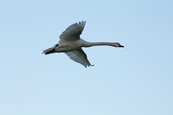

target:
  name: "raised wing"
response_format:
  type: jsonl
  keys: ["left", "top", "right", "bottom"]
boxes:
{"left": 65, "top": 48, "right": 93, "bottom": 68}
{"left": 59, "top": 21, "right": 86, "bottom": 41}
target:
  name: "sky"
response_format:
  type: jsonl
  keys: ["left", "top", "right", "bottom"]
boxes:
{"left": 0, "top": 0, "right": 173, "bottom": 115}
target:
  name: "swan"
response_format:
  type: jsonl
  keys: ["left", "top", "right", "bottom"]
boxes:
{"left": 43, "top": 21, "right": 124, "bottom": 67}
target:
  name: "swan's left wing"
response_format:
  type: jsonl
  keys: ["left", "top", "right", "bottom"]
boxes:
{"left": 59, "top": 21, "right": 86, "bottom": 41}
{"left": 65, "top": 48, "right": 93, "bottom": 68}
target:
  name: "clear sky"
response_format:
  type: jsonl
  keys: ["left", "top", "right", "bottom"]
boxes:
{"left": 0, "top": 0, "right": 173, "bottom": 115}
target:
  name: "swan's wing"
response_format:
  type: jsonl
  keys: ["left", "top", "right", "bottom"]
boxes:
{"left": 65, "top": 48, "right": 93, "bottom": 68}
{"left": 59, "top": 21, "right": 86, "bottom": 41}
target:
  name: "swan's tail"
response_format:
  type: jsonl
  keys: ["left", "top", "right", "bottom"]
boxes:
{"left": 42, "top": 47, "right": 55, "bottom": 55}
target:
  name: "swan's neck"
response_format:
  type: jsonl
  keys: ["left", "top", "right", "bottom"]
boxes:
{"left": 83, "top": 41, "right": 117, "bottom": 47}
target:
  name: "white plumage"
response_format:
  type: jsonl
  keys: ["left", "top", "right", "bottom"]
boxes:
{"left": 43, "top": 21, "right": 124, "bottom": 67}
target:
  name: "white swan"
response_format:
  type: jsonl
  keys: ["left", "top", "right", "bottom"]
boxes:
{"left": 43, "top": 21, "right": 124, "bottom": 67}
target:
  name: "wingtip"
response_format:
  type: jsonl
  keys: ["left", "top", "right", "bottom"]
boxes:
{"left": 78, "top": 21, "right": 86, "bottom": 27}
{"left": 84, "top": 64, "right": 94, "bottom": 68}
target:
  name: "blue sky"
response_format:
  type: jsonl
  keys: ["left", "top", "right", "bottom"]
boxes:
{"left": 0, "top": 0, "right": 173, "bottom": 115}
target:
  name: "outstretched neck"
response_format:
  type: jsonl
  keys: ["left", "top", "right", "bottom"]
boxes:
{"left": 83, "top": 41, "right": 119, "bottom": 47}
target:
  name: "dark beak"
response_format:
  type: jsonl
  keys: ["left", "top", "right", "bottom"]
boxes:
{"left": 119, "top": 44, "right": 124, "bottom": 47}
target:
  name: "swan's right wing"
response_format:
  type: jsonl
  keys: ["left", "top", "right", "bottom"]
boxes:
{"left": 59, "top": 21, "right": 86, "bottom": 41}
{"left": 65, "top": 48, "right": 93, "bottom": 68}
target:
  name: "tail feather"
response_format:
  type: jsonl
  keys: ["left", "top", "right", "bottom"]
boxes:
{"left": 42, "top": 47, "right": 55, "bottom": 55}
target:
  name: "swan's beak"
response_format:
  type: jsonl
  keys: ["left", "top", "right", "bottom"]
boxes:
{"left": 119, "top": 44, "right": 124, "bottom": 47}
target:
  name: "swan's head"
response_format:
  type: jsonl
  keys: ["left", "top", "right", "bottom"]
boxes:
{"left": 113, "top": 42, "right": 124, "bottom": 47}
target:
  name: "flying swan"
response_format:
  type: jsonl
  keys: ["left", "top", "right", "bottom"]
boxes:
{"left": 43, "top": 21, "right": 124, "bottom": 67}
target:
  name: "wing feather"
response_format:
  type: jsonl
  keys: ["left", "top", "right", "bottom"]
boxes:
{"left": 59, "top": 21, "right": 86, "bottom": 41}
{"left": 65, "top": 48, "right": 93, "bottom": 68}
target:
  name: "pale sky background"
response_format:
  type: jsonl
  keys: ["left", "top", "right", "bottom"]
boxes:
{"left": 0, "top": 0, "right": 173, "bottom": 115}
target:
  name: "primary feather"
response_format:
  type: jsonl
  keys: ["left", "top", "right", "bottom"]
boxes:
{"left": 59, "top": 21, "right": 86, "bottom": 41}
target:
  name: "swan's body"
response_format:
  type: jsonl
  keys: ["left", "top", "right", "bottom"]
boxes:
{"left": 43, "top": 21, "right": 124, "bottom": 67}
